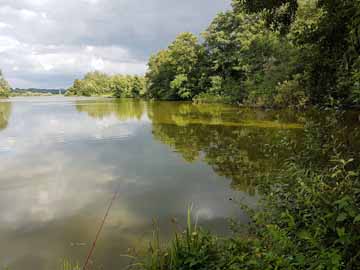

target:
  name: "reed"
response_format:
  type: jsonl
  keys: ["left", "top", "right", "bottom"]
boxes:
{"left": 60, "top": 259, "right": 81, "bottom": 270}
{"left": 138, "top": 206, "right": 224, "bottom": 270}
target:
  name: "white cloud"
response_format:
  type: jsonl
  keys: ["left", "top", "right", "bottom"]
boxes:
{"left": 24, "top": 0, "right": 51, "bottom": 6}
{"left": 90, "top": 57, "right": 105, "bottom": 70}
{"left": 81, "top": 0, "right": 100, "bottom": 4}
{"left": 0, "top": 6, "right": 44, "bottom": 22}
{"left": 0, "top": 22, "right": 13, "bottom": 29}
{"left": 19, "top": 8, "right": 38, "bottom": 20}
{"left": 85, "top": 45, "right": 94, "bottom": 52}
{"left": 0, "top": 36, "right": 20, "bottom": 52}
{"left": 0, "top": 40, "right": 147, "bottom": 87}
{"left": 0, "top": 0, "right": 230, "bottom": 88}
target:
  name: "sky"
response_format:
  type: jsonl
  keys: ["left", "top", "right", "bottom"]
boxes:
{"left": 0, "top": 0, "right": 230, "bottom": 89}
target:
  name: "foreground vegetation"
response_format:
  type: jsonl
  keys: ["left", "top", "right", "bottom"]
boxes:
{"left": 137, "top": 111, "right": 360, "bottom": 270}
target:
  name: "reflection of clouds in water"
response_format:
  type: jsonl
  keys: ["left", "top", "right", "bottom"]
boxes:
{"left": 0, "top": 97, "right": 248, "bottom": 269}
{"left": 0, "top": 151, "right": 112, "bottom": 227}
{"left": 0, "top": 98, "right": 251, "bottom": 230}
{"left": 0, "top": 158, "right": 147, "bottom": 233}
{"left": 0, "top": 99, "right": 146, "bottom": 229}
{"left": 0, "top": 101, "right": 142, "bottom": 153}
{"left": 0, "top": 137, "right": 16, "bottom": 152}
{"left": 195, "top": 207, "right": 215, "bottom": 220}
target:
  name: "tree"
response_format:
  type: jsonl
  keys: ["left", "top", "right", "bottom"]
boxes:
{"left": 288, "top": 0, "right": 360, "bottom": 104}
{"left": 234, "top": 0, "right": 298, "bottom": 34}
{"left": 202, "top": 4, "right": 300, "bottom": 105}
{"left": 132, "top": 76, "right": 146, "bottom": 97}
{"left": 0, "top": 70, "right": 10, "bottom": 98}
{"left": 146, "top": 32, "right": 203, "bottom": 100}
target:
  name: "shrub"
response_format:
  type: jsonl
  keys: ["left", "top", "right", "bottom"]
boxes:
{"left": 274, "top": 75, "right": 308, "bottom": 108}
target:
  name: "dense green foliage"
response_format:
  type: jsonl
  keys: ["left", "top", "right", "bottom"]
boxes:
{"left": 0, "top": 70, "right": 10, "bottom": 98}
{"left": 146, "top": 0, "right": 360, "bottom": 107}
{"left": 146, "top": 33, "right": 205, "bottom": 100}
{"left": 66, "top": 71, "right": 146, "bottom": 98}
{"left": 139, "top": 111, "right": 360, "bottom": 269}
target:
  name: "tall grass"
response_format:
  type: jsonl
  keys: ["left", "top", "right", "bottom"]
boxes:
{"left": 138, "top": 207, "right": 229, "bottom": 270}
{"left": 60, "top": 259, "right": 81, "bottom": 270}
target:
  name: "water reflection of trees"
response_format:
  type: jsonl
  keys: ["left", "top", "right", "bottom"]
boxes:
{"left": 148, "top": 102, "right": 304, "bottom": 194}
{"left": 0, "top": 102, "right": 11, "bottom": 131}
{"left": 75, "top": 99, "right": 146, "bottom": 121}
{"left": 74, "top": 100, "right": 360, "bottom": 194}
{"left": 147, "top": 102, "right": 304, "bottom": 129}
{"left": 74, "top": 99, "right": 306, "bottom": 193}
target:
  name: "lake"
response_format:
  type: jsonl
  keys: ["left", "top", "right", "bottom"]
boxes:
{"left": 0, "top": 97, "right": 358, "bottom": 270}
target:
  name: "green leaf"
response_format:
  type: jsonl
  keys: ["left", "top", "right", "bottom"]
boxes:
{"left": 354, "top": 215, "right": 360, "bottom": 223}
{"left": 336, "top": 213, "right": 347, "bottom": 222}
{"left": 298, "top": 230, "right": 312, "bottom": 240}
{"left": 336, "top": 227, "right": 345, "bottom": 238}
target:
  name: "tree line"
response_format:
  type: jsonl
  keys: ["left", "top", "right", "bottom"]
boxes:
{"left": 146, "top": 0, "right": 360, "bottom": 107}
{"left": 2, "top": 0, "right": 357, "bottom": 108}
{"left": 66, "top": 0, "right": 360, "bottom": 108}
{"left": 66, "top": 71, "right": 146, "bottom": 98}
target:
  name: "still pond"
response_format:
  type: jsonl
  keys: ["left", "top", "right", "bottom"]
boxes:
{"left": 0, "top": 97, "right": 358, "bottom": 270}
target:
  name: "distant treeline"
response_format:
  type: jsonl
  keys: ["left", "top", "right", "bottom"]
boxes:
{"left": 12, "top": 88, "right": 66, "bottom": 95}
{"left": 66, "top": 72, "right": 146, "bottom": 98}
{"left": 0, "top": 69, "right": 66, "bottom": 97}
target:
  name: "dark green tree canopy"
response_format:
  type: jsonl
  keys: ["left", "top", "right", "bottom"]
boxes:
{"left": 145, "top": 0, "right": 360, "bottom": 107}
{"left": 146, "top": 32, "right": 204, "bottom": 100}
{"left": 233, "top": 0, "right": 298, "bottom": 34}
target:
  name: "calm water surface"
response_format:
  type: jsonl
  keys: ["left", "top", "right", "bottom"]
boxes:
{"left": 0, "top": 97, "right": 356, "bottom": 270}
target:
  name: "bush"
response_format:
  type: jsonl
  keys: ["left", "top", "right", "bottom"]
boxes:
{"left": 274, "top": 75, "right": 308, "bottom": 108}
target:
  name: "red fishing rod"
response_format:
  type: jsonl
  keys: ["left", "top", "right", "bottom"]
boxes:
{"left": 83, "top": 189, "right": 120, "bottom": 270}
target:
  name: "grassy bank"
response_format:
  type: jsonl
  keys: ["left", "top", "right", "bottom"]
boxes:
{"left": 137, "top": 111, "right": 360, "bottom": 270}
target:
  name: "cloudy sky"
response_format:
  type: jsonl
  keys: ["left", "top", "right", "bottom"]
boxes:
{"left": 0, "top": 0, "right": 230, "bottom": 89}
